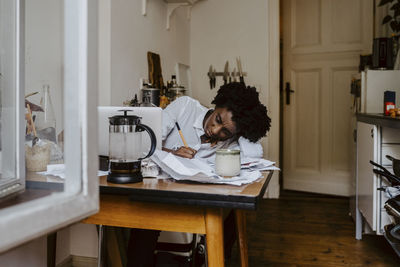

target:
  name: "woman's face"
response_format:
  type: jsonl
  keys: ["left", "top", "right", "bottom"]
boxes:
{"left": 203, "top": 107, "right": 237, "bottom": 141}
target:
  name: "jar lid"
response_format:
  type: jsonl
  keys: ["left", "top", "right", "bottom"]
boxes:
{"left": 170, "top": 87, "right": 185, "bottom": 91}
{"left": 109, "top": 110, "right": 141, "bottom": 125}
{"left": 216, "top": 149, "right": 240, "bottom": 155}
{"left": 142, "top": 87, "right": 160, "bottom": 91}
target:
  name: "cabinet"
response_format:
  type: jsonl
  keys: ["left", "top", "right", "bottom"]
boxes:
{"left": 356, "top": 116, "right": 400, "bottom": 239}
{"left": 357, "top": 122, "right": 379, "bottom": 232}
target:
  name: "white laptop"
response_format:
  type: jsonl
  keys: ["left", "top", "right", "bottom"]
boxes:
{"left": 98, "top": 106, "right": 162, "bottom": 157}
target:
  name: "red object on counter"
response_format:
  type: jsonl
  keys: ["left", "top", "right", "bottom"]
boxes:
{"left": 384, "top": 91, "right": 396, "bottom": 116}
{"left": 385, "top": 101, "right": 395, "bottom": 115}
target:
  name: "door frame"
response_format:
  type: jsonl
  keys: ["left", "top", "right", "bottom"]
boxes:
{"left": 265, "top": 0, "right": 280, "bottom": 198}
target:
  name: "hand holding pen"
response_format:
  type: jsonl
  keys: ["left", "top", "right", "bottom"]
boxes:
{"left": 173, "top": 122, "right": 197, "bottom": 159}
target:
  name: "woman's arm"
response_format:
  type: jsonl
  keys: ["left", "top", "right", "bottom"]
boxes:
{"left": 238, "top": 137, "right": 263, "bottom": 158}
{"left": 162, "top": 146, "right": 197, "bottom": 159}
{"left": 162, "top": 96, "right": 191, "bottom": 141}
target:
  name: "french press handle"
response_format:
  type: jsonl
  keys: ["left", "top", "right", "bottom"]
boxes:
{"left": 136, "top": 123, "right": 157, "bottom": 160}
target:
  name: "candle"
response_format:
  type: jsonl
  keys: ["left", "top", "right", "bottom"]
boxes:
{"left": 215, "top": 149, "right": 241, "bottom": 178}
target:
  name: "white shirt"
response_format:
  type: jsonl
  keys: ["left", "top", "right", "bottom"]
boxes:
{"left": 162, "top": 96, "right": 263, "bottom": 160}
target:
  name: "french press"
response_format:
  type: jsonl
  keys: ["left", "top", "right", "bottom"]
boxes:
{"left": 107, "top": 110, "right": 156, "bottom": 184}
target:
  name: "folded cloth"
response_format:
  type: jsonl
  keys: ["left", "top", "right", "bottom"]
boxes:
{"left": 151, "top": 149, "right": 273, "bottom": 186}
{"left": 384, "top": 186, "right": 400, "bottom": 199}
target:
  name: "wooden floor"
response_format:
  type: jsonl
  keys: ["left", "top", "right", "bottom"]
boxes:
{"left": 226, "top": 190, "right": 400, "bottom": 267}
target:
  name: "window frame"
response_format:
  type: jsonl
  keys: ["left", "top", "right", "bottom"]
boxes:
{"left": 0, "top": 0, "right": 99, "bottom": 252}
{"left": 0, "top": 0, "right": 25, "bottom": 198}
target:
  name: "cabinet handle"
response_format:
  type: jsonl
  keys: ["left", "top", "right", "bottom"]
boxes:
{"left": 371, "top": 128, "right": 374, "bottom": 138}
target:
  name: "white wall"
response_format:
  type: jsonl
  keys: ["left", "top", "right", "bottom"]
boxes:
{"left": 0, "top": 236, "right": 46, "bottom": 267}
{"left": 0, "top": 227, "right": 70, "bottom": 267}
{"left": 99, "top": 0, "right": 191, "bottom": 105}
{"left": 190, "top": 0, "right": 280, "bottom": 197}
{"left": 190, "top": 0, "right": 268, "bottom": 106}
{"left": 69, "top": 224, "right": 98, "bottom": 257}
{"left": 25, "top": 0, "right": 64, "bottom": 135}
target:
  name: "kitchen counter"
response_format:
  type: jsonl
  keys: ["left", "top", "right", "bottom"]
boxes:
{"left": 356, "top": 113, "right": 400, "bottom": 129}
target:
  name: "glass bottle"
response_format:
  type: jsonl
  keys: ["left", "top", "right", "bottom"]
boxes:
{"left": 35, "top": 84, "right": 56, "bottom": 142}
{"left": 171, "top": 75, "right": 177, "bottom": 87}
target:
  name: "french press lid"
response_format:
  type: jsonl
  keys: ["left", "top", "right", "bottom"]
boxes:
{"left": 109, "top": 110, "right": 141, "bottom": 125}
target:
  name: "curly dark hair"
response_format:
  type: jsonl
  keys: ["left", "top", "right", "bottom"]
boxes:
{"left": 211, "top": 82, "right": 271, "bottom": 142}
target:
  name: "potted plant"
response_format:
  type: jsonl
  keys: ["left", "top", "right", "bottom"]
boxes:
{"left": 380, "top": 0, "right": 400, "bottom": 68}
{"left": 381, "top": 0, "right": 400, "bottom": 33}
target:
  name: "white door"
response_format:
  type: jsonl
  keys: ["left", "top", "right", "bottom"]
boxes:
{"left": 282, "top": 0, "right": 373, "bottom": 196}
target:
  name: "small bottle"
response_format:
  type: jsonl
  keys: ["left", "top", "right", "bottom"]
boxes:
{"left": 130, "top": 94, "right": 139, "bottom": 107}
{"left": 35, "top": 84, "right": 56, "bottom": 142}
{"left": 171, "top": 75, "right": 177, "bottom": 87}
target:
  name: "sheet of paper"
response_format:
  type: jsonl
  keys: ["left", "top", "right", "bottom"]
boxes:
{"left": 151, "top": 149, "right": 269, "bottom": 186}
{"left": 38, "top": 164, "right": 109, "bottom": 179}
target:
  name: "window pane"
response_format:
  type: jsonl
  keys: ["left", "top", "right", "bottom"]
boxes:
{"left": 0, "top": 0, "right": 67, "bottom": 200}
{"left": 0, "top": 0, "right": 18, "bottom": 191}
{"left": 24, "top": 0, "right": 65, "bottom": 192}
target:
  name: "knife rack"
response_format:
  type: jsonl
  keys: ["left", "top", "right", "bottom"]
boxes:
{"left": 207, "top": 71, "right": 247, "bottom": 77}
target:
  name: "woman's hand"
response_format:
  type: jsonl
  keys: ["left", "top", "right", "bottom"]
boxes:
{"left": 162, "top": 147, "right": 197, "bottom": 159}
{"left": 173, "top": 146, "right": 197, "bottom": 158}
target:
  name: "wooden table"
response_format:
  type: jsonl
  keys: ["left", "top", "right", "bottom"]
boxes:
{"left": 82, "top": 172, "right": 273, "bottom": 267}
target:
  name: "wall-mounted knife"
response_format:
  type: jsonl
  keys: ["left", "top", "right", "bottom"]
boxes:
{"left": 223, "top": 61, "right": 229, "bottom": 85}
{"left": 208, "top": 65, "right": 213, "bottom": 89}
{"left": 236, "top": 57, "right": 245, "bottom": 85}
{"left": 212, "top": 67, "right": 216, "bottom": 88}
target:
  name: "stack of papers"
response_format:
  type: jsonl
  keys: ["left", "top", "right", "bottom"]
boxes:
{"left": 151, "top": 150, "right": 279, "bottom": 186}
{"left": 207, "top": 156, "right": 279, "bottom": 172}
{"left": 38, "top": 164, "right": 108, "bottom": 179}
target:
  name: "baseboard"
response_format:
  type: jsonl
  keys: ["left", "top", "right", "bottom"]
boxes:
{"left": 56, "top": 256, "right": 72, "bottom": 267}
{"left": 284, "top": 178, "right": 351, "bottom": 196}
{"left": 56, "top": 255, "right": 97, "bottom": 267}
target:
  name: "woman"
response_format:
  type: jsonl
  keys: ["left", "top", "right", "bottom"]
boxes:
{"left": 127, "top": 82, "right": 271, "bottom": 267}
{"left": 162, "top": 82, "right": 271, "bottom": 160}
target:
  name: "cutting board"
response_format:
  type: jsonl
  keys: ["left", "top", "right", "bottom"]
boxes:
{"left": 147, "top": 52, "right": 164, "bottom": 89}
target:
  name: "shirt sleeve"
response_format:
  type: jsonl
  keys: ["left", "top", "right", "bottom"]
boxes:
{"left": 162, "top": 96, "right": 190, "bottom": 141}
{"left": 237, "top": 137, "right": 263, "bottom": 158}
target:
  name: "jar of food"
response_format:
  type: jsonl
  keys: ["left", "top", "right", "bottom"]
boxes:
{"left": 169, "top": 86, "right": 186, "bottom": 102}
{"left": 25, "top": 141, "right": 51, "bottom": 172}
{"left": 215, "top": 149, "right": 241, "bottom": 178}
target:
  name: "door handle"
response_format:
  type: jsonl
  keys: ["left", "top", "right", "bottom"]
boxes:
{"left": 285, "top": 82, "right": 295, "bottom": 105}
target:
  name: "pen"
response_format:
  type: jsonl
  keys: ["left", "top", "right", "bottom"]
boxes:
{"left": 175, "top": 122, "right": 188, "bottom": 148}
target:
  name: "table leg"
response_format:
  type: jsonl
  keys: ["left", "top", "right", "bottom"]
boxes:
{"left": 355, "top": 207, "right": 362, "bottom": 240}
{"left": 205, "top": 208, "right": 224, "bottom": 267}
{"left": 97, "top": 225, "right": 104, "bottom": 267}
{"left": 235, "top": 210, "right": 248, "bottom": 267}
{"left": 47, "top": 232, "right": 57, "bottom": 267}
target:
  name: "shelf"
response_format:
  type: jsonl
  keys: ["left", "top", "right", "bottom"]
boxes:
{"left": 357, "top": 113, "right": 400, "bottom": 130}
{"left": 142, "top": 0, "right": 199, "bottom": 30}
